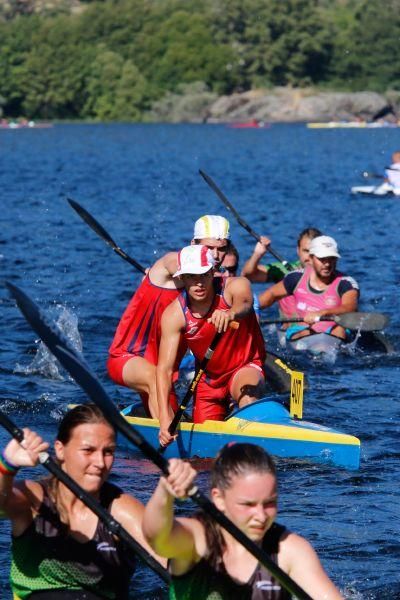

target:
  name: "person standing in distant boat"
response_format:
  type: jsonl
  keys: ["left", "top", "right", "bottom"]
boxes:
{"left": 257, "top": 236, "right": 359, "bottom": 341}
{"left": 107, "top": 215, "right": 232, "bottom": 418}
{"left": 142, "top": 443, "right": 343, "bottom": 600}
{"left": 385, "top": 151, "right": 400, "bottom": 192}
{"left": 157, "top": 245, "right": 266, "bottom": 447}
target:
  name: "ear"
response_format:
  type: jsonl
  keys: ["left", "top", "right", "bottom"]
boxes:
{"left": 211, "top": 487, "right": 226, "bottom": 512}
{"left": 54, "top": 440, "right": 65, "bottom": 462}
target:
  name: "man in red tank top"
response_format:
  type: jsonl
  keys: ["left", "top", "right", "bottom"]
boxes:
{"left": 258, "top": 236, "right": 359, "bottom": 340}
{"left": 157, "top": 245, "right": 266, "bottom": 447}
{"left": 107, "top": 216, "right": 232, "bottom": 419}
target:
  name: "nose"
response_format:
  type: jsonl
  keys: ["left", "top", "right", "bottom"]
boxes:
{"left": 254, "top": 504, "right": 267, "bottom": 522}
{"left": 93, "top": 451, "right": 105, "bottom": 469}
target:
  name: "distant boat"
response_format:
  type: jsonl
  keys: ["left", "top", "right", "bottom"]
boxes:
{"left": 227, "top": 119, "right": 270, "bottom": 129}
{"left": 307, "top": 121, "right": 399, "bottom": 129}
{"left": 0, "top": 119, "right": 53, "bottom": 130}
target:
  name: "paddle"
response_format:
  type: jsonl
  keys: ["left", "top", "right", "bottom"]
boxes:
{"left": 68, "top": 199, "right": 146, "bottom": 274}
{"left": 0, "top": 408, "right": 170, "bottom": 583}
{"left": 198, "top": 169, "right": 294, "bottom": 271}
{"left": 261, "top": 311, "right": 388, "bottom": 332}
{"left": 361, "top": 171, "right": 385, "bottom": 180}
{"left": 7, "top": 283, "right": 312, "bottom": 600}
{"left": 160, "top": 322, "right": 239, "bottom": 452}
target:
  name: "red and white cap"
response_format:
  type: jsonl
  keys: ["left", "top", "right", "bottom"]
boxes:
{"left": 173, "top": 245, "right": 216, "bottom": 277}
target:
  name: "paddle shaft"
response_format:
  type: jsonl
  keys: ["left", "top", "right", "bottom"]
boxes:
{"left": 160, "top": 323, "right": 238, "bottom": 452}
{"left": 7, "top": 283, "right": 312, "bottom": 600}
{"left": 198, "top": 170, "right": 294, "bottom": 270}
{"left": 0, "top": 409, "right": 170, "bottom": 583}
{"left": 68, "top": 199, "right": 146, "bottom": 274}
{"left": 261, "top": 311, "right": 388, "bottom": 332}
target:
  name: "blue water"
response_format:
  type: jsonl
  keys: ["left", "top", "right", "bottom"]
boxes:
{"left": 1, "top": 123, "right": 400, "bottom": 599}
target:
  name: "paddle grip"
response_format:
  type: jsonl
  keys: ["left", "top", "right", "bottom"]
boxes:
{"left": 0, "top": 411, "right": 24, "bottom": 443}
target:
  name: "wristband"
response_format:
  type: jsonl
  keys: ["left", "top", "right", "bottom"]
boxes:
{"left": 0, "top": 451, "right": 20, "bottom": 476}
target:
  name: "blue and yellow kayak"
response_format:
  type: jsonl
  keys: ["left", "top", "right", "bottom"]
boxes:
{"left": 121, "top": 399, "right": 360, "bottom": 470}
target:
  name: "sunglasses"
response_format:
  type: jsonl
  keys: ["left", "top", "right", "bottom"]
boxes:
{"left": 219, "top": 265, "right": 237, "bottom": 275}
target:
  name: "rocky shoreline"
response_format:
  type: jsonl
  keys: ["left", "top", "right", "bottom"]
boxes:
{"left": 149, "top": 86, "right": 400, "bottom": 124}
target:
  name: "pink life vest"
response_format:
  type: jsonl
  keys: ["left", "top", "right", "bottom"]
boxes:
{"left": 278, "top": 295, "right": 298, "bottom": 318}
{"left": 292, "top": 267, "right": 343, "bottom": 333}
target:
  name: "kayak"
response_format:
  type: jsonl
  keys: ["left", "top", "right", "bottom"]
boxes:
{"left": 277, "top": 330, "right": 392, "bottom": 356}
{"left": 351, "top": 184, "right": 400, "bottom": 197}
{"left": 120, "top": 399, "right": 360, "bottom": 470}
{"left": 180, "top": 351, "right": 307, "bottom": 395}
{"left": 307, "top": 121, "right": 399, "bottom": 129}
{"left": 227, "top": 120, "right": 270, "bottom": 129}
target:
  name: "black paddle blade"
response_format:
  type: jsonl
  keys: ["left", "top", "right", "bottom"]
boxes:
{"left": 68, "top": 198, "right": 118, "bottom": 248}
{"left": 68, "top": 198, "right": 146, "bottom": 274}
{"left": 335, "top": 311, "right": 389, "bottom": 332}
{"left": 6, "top": 282, "right": 168, "bottom": 474}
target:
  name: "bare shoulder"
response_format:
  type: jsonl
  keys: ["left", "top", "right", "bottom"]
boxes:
{"left": 177, "top": 516, "right": 207, "bottom": 553}
{"left": 224, "top": 276, "right": 252, "bottom": 293}
{"left": 149, "top": 252, "right": 179, "bottom": 287}
{"left": 278, "top": 530, "right": 343, "bottom": 599}
{"left": 162, "top": 297, "right": 185, "bottom": 329}
{"left": 110, "top": 491, "right": 144, "bottom": 520}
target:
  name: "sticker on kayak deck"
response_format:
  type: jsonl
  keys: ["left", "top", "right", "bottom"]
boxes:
{"left": 290, "top": 371, "right": 304, "bottom": 419}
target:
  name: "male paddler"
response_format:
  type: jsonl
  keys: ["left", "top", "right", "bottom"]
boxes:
{"left": 107, "top": 215, "right": 231, "bottom": 418}
{"left": 258, "top": 235, "right": 359, "bottom": 340}
{"left": 157, "top": 244, "right": 266, "bottom": 447}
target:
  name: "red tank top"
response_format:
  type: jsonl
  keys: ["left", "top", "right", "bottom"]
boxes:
{"left": 109, "top": 275, "right": 181, "bottom": 365}
{"left": 178, "top": 286, "right": 266, "bottom": 386}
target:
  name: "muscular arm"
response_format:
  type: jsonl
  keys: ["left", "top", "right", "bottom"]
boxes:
{"left": 209, "top": 276, "right": 254, "bottom": 332}
{"left": 112, "top": 494, "right": 166, "bottom": 566}
{"left": 148, "top": 252, "right": 180, "bottom": 288}
{"left": 241, "top": 237, "right": 271, "bottom": 283}
{"left": 258, "top": 280, "right": 288, "bottom": 310}
{"left": 0, "top": 430, "right": 48, "bottom": 532}
{"left": 142, "top": 459, "right": 205, "bottom": 575}
{"left": 279, "top": 532, "right": 343, "bottom": 600}
{"left": 157, "top": 301, "right": 186, "bottom": 445}
{"left": 319, "top": 289, "right": 358, "bottom": 317}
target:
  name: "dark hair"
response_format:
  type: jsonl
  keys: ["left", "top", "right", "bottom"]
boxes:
{"left": 297, "top": 227, "right": 322, "bottom": 247}
{"left": 199, "top": 444, "right": 276, "bottom": 569}
{"left": 57, "top": 404, "right": 114, "bottom": 444}
{"left": 211, "top": 443, "right": 276, "bottom": 490}
{"left": 225, "top": 243, "right": 239, "bottom": 262}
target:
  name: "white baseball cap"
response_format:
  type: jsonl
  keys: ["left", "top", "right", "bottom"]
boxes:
{"left": 309, "top": 235, "right": 340, "bottom": 258}
{"left": 193, "top": 215, "right": 230, "bottom": 240}
{"left": 173, "top": 245, "right": 216, "bottom": 277}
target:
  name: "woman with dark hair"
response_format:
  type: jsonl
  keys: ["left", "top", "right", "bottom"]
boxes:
{"left": 142, "top": 443, "right": 343, "bottom": 600}
{"left": 0, "top": 404, "right": 161, "bottom": 599}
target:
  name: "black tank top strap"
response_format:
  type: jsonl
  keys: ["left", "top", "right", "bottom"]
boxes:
{"left": 261, "top": 522, "right": 286, "bottom": 555}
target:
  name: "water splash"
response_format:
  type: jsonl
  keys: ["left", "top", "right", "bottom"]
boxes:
{"left": 14, "top": 304, "right": 82, "bottom": 380}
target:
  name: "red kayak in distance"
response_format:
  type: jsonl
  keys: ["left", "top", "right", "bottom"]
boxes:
{"left": 227, "top": 118, "right": 270, "bottom": 129}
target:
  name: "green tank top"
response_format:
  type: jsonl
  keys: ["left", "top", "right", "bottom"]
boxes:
{"left": 10, "top": 481, "right": 135, "bottom": 599}
{"left": 169, "top": 523, "right": 290, "bottom": 600}
{"left": 265, "top": 260, "right": 300, "bottom": 283}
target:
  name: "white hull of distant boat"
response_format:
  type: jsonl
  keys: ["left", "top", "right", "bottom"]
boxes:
{"left": 351, "top": 183, "right": 400, "bottom": 197}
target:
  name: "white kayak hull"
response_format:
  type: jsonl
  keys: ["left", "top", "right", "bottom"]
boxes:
{"left": 351, "top": 184, "right": 400, "bottom": 196}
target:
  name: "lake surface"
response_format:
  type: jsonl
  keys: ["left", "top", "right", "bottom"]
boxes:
{"left": 1, "top": 123, "right": 400, "bottom": 599}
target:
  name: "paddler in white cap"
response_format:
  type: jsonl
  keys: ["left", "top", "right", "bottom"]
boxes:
{"left": 257, "top": 235, "right": 359, "bottom": 341}
{"left": 107, "top": 215, "right": 232, "bottom": 419}
{"left": 157, "top": 244, "right": 266, "bottom": 447}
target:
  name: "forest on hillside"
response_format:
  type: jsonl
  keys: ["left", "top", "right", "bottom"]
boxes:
{"left": 0, "top": 0, "right": 399, "bottom": 120}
